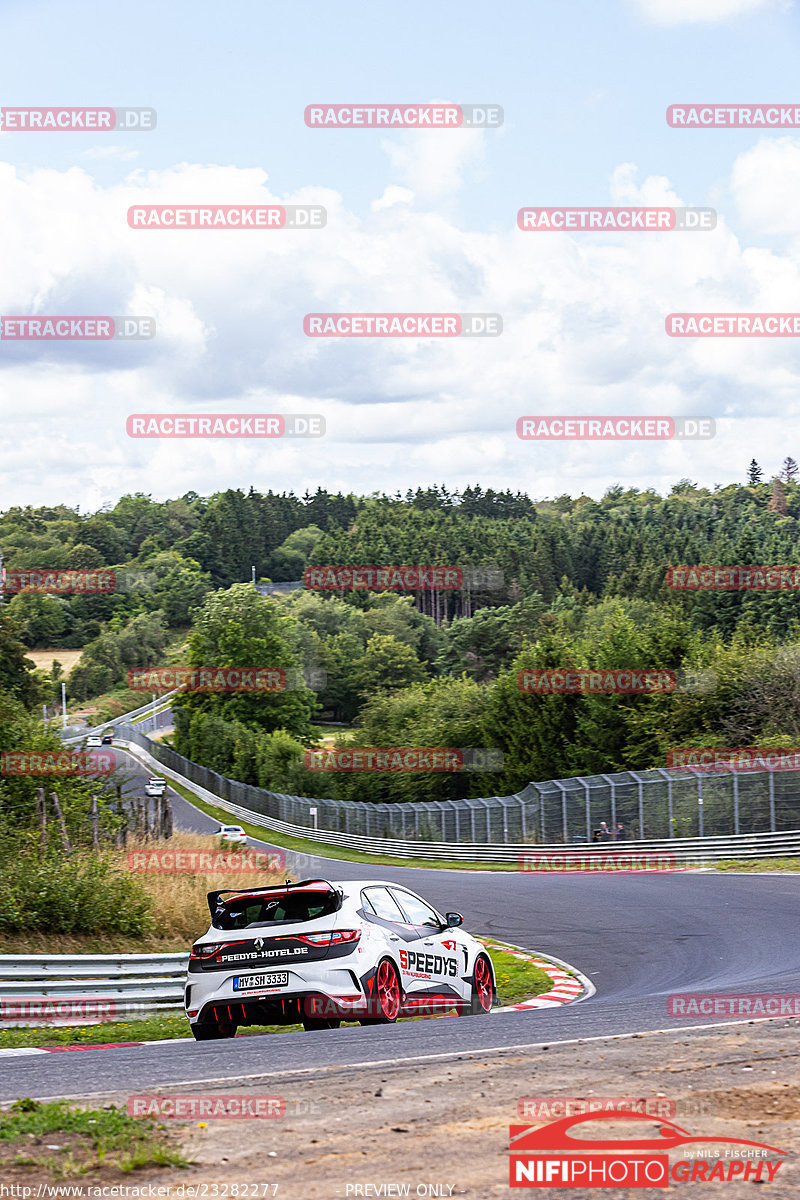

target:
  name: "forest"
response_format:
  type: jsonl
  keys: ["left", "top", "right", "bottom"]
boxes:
{"left": 3, "top": 460, "right": 800, "bottom": 811}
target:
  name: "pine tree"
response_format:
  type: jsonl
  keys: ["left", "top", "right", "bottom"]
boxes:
{"left": 780, "top": 457, "right": 799, "bottom": 485}
{"left": 747, "top": 459, "right": 763, "bottom": 485}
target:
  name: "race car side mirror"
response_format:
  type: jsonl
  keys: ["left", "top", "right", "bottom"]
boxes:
{"left": 445, "top": 912, "right": 463, "bottom": 927}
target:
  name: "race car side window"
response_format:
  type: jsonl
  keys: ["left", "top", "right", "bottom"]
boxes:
{"left": 362, "top": 887, "right": 406, "bottom": 922}
{"left": 389, "top": 889, "right": 443, "bottom": 928}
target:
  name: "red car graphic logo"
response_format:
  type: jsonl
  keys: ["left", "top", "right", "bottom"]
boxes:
{"left": 510, "top": 1110, "right": 786, "bottom": 1156}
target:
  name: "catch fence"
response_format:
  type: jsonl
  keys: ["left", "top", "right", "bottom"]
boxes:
{"left": 117, "top": 725, "right": 800, "bottom": 845}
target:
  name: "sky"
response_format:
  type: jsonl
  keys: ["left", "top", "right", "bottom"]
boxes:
{"left": 0, "top": 0, "right": 799, "bottom": 510}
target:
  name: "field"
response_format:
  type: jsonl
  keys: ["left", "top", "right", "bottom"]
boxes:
{"left": 25, "top": 648, "right": 84, "bottom": 672}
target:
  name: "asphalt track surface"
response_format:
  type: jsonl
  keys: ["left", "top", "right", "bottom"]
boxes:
{"left": 2, "top": 746, "right": 799, "bottom": 1101}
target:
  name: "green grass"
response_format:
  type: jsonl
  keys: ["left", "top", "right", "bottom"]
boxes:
{"left": 0, "top": 1098, "right": 188, "bottom": 1179}
{"left": 714, "top": 857, "right": 800, "bottom": 872}
{"left": 0, "top": 942, "right": 556, "bottom": 1050}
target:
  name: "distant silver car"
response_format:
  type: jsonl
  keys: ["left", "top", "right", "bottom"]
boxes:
{"left": 145, "top": 776, "right": 166, "bottom": 797}
{"left": 86, "top": 735, "right": 102, "bottom": 748}
{"left": 185, "top": 877, "right": 496, "bottom": 1040}
{"left": 214, "top": 824, "right": 248, "bottom": 845}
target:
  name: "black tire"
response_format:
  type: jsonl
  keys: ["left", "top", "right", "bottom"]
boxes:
{"left": 191, "top": 1020, "right": 238, "bottom": 1041}
{"left": 462, "top": 953, "right": 494, "bottom": 1016}
{"left": 302, "top": 1017, "right": 342, "bottom": 1031}
{"left": 359, "top": 958, "right": 402, "bottom": 1025}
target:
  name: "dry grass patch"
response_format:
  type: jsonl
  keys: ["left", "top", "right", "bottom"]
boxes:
{"left": 123, "top": 832, "right": 290, "bottom": 943}
{"left": 0, "top": 834, "right": 291, "bottom": 954}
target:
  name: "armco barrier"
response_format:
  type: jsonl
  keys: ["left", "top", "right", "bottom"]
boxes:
{"left": 0, "top": 953, "right": 187, "bottom": 1024}
{"left": 118, "top": 730, "right": 800, "bottom": 863}
{"left": 61, "top": 691, "right": 179, "bottom": 745}
{"left": 117, "top": 723, "right": 800, "bottom": 848}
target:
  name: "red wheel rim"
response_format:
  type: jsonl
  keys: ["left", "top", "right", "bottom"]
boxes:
{"left": 475, "top": 956, "right": 492, "bottom": 1011}
{"left": 377, "top": 961, "right": 400, "bottom": 1020}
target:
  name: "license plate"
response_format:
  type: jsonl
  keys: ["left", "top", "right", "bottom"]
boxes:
{"left": 233, "top": 972, "right": 289, "bottom": 991}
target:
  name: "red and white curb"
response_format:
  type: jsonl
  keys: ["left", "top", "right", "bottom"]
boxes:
{"left": 479, "top": 940, "right": 591, "bottom": 1012}
{"left": 0, "top": 946, "right": 590, "bottom": 1057}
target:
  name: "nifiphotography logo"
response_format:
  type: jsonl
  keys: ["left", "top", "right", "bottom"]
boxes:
{"left": 509, "top": 1111, "right": 786, "bottom": 1187}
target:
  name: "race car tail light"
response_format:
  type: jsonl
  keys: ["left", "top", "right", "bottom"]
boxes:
{"left": 190, "top": 942, "right": 226, "bottom": 960}
{"left": 295, "top": 929, "right": 361, "bottom": 947}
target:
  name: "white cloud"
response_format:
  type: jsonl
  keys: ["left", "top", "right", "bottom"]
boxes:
{"left": 0, "top": 152, "right": 799, "bottom": 508}
{"left": 631, "top": 0, "right": 789, "bottom": 24}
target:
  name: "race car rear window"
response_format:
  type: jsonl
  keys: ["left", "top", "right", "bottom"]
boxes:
{"left": 212, "top": 888, "right": 341, "bottom": 930}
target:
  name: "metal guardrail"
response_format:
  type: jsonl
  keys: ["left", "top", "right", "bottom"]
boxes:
{"left": 61, "top": 691, "right": 179, "bottom": 745}
{"left": 0, "top": 954, "right": 188, "bottom": 1024}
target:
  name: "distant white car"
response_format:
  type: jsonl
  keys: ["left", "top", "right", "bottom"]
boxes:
{"left": 185, "top": 877, "right": 496, "bottom": 1040}
{"left": 86, "top": 735, "right": 102, "bottom": 748}
{"left": 214, "top": 824, "right": 248, "bottom": 845}
{"left": 145, "top": 776, "right": 167, "bottom": 797}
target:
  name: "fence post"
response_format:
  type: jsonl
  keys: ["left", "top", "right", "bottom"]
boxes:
{"left": 698, "top": 776, "right": 704, "bottom": 837}
{"left": 90, "top": 795, "right": 99, "bottom": 849}
{"left": 769, "top": 772, "right": 776, "bottom": 832}
{"left": 36, "top": 787, "right": 47, "bottom": 839}
{"left": 637, "top": 776, "right": 645, "bottom": 839}
{"left": 668, "top": 776, "right": 674, "bottom": 837}
{"left": 733, "top": 772, "right": 740, "bottom": 836}
{"left": 49, "top": 791, "right": 71, "bottom": 853}
{"left": 582, "top": 780, "right": 591, "bottom": 842}
{"left": 555, "top": 782, "right": 567, "bottom": 842}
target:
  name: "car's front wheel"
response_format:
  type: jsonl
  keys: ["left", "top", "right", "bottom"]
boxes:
{"left": 191, "top": 1019, "right": 238, "bottom": 1040}
{"left": 359, "top": 958, "right": 402, "bottom": 1024}
{"left": 463, "top": 953, "right": 494, "bottom": 1016}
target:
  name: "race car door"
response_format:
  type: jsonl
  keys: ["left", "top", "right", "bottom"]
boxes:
{"left": 387, "top": 887, "right": 467, "bottom": 1008}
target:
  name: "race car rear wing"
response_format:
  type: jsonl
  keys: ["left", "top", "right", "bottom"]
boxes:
{"left": 206, "top": 878, "right": 342, "bottom": 921}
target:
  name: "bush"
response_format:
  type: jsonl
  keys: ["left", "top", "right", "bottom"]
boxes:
{"left": 0, "top": 850, "right": 154, "bottom": 935}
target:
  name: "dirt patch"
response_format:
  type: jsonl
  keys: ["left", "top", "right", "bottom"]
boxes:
{"left": 44, "top": 1019, "right": 800, "bottom": 1198}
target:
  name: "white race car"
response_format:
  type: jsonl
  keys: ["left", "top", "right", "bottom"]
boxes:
{"left": 213, "top": 824, "right": 248, "bottom": 845}
{"left": 186, "top": 878, "right": 496, "bottom": 1040}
